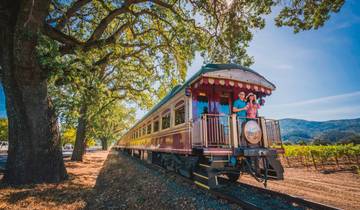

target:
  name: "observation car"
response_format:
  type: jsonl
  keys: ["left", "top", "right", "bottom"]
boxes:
{"left": 115, "top": 64, "right": 284, "bottom": 188}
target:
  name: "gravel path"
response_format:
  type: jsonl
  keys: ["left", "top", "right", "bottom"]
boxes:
{"left": 86, "top": 150, "right": 241, "bottom": 210}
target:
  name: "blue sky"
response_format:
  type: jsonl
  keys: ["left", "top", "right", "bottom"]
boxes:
{"left": 184, "top": 0, "right": 360, "bottom": 121}
{"left": 1, "top": 0, "right": 360, "bottom": 121}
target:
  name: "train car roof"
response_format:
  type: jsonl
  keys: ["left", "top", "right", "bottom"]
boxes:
{"left": 127, "top": 63, "right": 275, "bottom": 131}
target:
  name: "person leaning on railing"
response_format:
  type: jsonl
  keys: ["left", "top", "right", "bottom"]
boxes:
{"left": 233, "top": 91, "right": 247, "bottom": 118}
{"left": 233, "top": 92, "right": 248, "bottom": 140}
{"left": 246, "top": 92, "right": 260, "bottom": 119}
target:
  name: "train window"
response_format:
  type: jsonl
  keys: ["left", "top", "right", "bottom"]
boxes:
{"left": 153, "top": 120, "right": 159, "bottom": 132}
{"left": 162, "top": 112, "right": 171, "bottom": 129}
{"left": 147, "top": 123, "right": 151, "bottom": 134}
{"left": 175, "top": 105, "right": 185, "bottom": 125}
{"left": 142, "top": 126, "right": 146, "bottom": 135}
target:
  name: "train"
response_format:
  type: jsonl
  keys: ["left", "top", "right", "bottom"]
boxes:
{"left": 115, "top": 63, "right": 285, "bottom": 188}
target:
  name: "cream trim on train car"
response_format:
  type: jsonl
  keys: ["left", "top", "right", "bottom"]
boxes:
{"left": 203, "top": 69, "right": 275, "bottom": 90}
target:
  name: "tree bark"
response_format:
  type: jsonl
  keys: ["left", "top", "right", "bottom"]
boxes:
{"left": 0, "top": 0, "right": 67, "bottom": 184}
{"left": 71, "top": 104, "right": 88, "bottom": 161}
{"left": 101, "top": 137, "right": 108, "bottom": 150}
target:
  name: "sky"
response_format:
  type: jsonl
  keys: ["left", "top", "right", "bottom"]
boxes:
{"left": 1, "top": 1, "right": 360, "bottom": 122}
{"left": 182, "top": 0, "right": 360, "bottom": 121}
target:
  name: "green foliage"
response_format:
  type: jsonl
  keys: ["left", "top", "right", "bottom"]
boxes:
{"left": 61, "top": 127, "right": 76, "bottom": 146}
{"left": 284, "top": 144, "right": 360, "bottom": 164}
{"left": 297, "top": 140, "right": 308, "bottom": 145}
{"left": 86, "top": 137, "right": 96, "bottom": 147}
{"left": 45, "top": 0, "right": 345, "bottom": 69}
{"left": 312, "top": 139, "right": 332, "bottom": 145}
{"left": 0, "top": 118, "right": 8, "bottom": 142}
{"left": 339, "top": 135, "right": 360, "bottom": 145}
{"left": 275, "top": 0, "right": 345, "bottom": 33}
{"left": 89, "top": 102, "right": 136, "bottom": 147}
{"left": 280, "top": 118, "right": 360, "bottom": 143}
{"left": 39, "top": 1, "right": 345, "bottom": 155}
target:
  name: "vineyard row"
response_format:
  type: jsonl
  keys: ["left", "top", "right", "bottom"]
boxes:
{"left": 280, "top": 144, "right": 360, "bottom": 170}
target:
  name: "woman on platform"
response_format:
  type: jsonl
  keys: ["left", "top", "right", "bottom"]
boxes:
{"left": 246, "top": 93, "right": 260, "bottom": 119}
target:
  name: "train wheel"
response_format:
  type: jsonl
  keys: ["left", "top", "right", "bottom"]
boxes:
{"left": 226, "top": 173, "right": 240, "bottom": 183}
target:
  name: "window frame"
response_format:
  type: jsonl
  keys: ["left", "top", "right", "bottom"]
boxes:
{"left": 147, "top": 122, "right": 152, "bottom": 134}
{"left": 153, "top": 116, "right": 160, "bottom": 133}
{"left": 174, "top": 100, "right": 185, "bottom": 126}
{"left": 142, "top": 125, "right": 146, "bottom": 136}
{"left": 161, "top": 109, "right": 171, "bottom": 130}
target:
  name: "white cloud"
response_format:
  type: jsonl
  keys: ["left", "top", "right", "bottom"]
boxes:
{"left": 281, "top": 105, "right": 360, "bottom": 120}
{"left": 269, "top": 91, "right": 360, "bottom": 108}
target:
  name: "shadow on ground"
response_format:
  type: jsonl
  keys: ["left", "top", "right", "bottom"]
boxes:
{"left": 0, "top": 150, "right": 109, "bottom": 209}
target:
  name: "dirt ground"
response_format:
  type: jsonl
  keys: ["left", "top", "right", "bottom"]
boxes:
{"left": 0, "top": 150, "right": 108, "bottom": 210}
{"left": 86, "top": 151, "right": 237, "bottom": 210}
{"left": 241, "top": 168, "right": 360, "bottom": 210}
{"left": 0, "top": 150, "right": 359, "bottom": 209}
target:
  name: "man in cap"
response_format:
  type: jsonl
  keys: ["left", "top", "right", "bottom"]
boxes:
{"left": 233, "top": 91, "right": 248, "bottom": 145}
{"left": 233, "top": 91, "right": 247, "bottom": 118}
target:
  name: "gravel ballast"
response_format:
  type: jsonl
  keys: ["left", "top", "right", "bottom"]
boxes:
{"left": 85, "top": 150, "right": 241, "bottom": 210}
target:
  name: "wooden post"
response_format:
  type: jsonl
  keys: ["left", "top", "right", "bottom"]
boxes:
{"left": 335, "top": 156, "right": 340, "bottom": 169}
{"left": 286, "top": 156, "right": 291, "bottom": 168}
{"left": 260, "top": 117, "right": 269, "bottom": 148}
{"left": 231, "top": 114, "right": 238, "bottom": 148}
{"left": 310, "top": 151, "right": 317, "bottom": 170}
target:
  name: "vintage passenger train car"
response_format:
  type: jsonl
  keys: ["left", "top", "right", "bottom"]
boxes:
{"left": 115, "top": 64, "right": 284, "bottom": 188}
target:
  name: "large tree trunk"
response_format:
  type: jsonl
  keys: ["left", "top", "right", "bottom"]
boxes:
{"left": 71, "top": 104, "right": 88, "bottom": 161}
{"left": 101, "top": 137, "right": 108, "bottom": 150}
{"left": 0, "top": 0, "right": 67, "bottom": 184}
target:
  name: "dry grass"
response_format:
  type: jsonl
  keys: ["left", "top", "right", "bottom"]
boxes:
{"left": 0, "top": 150, "right": 109, "bottom": 210}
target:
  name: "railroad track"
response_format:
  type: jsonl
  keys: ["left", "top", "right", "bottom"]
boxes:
{"left": 117, "top": 150, "right": 339, "bottom": 210}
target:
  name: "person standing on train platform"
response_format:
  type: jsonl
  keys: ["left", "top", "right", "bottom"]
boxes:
{"left": 246, "top": 92, "right": 260, "bottom": 119}
{"left": 233, "top": 91, "right": 247, "bottom": 143}
{"left": 233, "top": 91, "right": 247, "bottom": 118}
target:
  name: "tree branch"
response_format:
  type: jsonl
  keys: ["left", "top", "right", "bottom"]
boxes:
{"left": 44, "top": 23, "right": 84, "bottom": 47}
{"left": 55, "top": 0, "right": 92, "bottom": 30}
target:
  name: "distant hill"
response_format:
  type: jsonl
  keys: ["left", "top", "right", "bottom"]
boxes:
{"left": 279, "top": 118, "right": 360, "bottom": 144}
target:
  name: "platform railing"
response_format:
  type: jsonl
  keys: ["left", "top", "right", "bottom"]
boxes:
{"left": 192, "top": 114, "right": 231, "bottom": 148}
{"left": 192, "top": 114, "right": 282, "bottom": 149}
{"left": 264, "top": 119, "right": 282, "bottom": 146}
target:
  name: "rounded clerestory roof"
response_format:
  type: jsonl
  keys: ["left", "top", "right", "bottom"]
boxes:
{"left": 125, "top": 63, "right": 276, "bottom": 132}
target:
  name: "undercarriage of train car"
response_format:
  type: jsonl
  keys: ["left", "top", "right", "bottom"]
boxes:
{"left": 189, "top": 76, "right": 285, "bottom": 188}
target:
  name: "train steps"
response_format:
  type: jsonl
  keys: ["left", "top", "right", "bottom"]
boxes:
{"left": 193, "top": 163, "right": 211, "bottom": 190}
